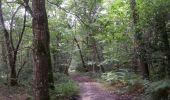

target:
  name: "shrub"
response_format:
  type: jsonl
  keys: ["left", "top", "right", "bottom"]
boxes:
{"left": 75, "top": 66, "right": 87, "bottom": 72}
{"left": 101, "top": 70, "right": 141, "bottom": 87}
{"left": 53, "top": 73, "right": 71, "bottom": 83}
{"left": 81, "top": 72, "right": 102, "bottom": 78}
{"left": 51, "top": 73, "right": 79, "bottom": 100}
{"left": 145, "top": 80, "right": 170, "bottom": 100}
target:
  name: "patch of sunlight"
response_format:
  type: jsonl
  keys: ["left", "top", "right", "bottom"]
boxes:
{"left": 1, "top": 75, "right": 7, "bottom": 78}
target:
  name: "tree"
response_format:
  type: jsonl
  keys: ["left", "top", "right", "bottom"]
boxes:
{"left": 154, "top": 2, "right": 170, "bottom": 78}
{"left": 74, "top": 37, "right": 87, "bottom": 71}
{"left": 130, "top": 0, "right": 149, "bottom": 79}
{"left": 32, "top": 0, "right": 51, "bottom": 99}
{"left": 136, "top": 0, "right": 170, "bottom": 79}
{"left": 0, "top": 0, "right": 27, "bottom": 86}
{"left": 20, "top": 0, "right": 54, "bottom": 89}
{"left": 72, "top": 0, "right": 105, "bottom": 72}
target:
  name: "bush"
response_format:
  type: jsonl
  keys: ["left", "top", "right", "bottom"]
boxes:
{"left": 81, "top": 72, "right": 102, "bottom": 78}
{"left": 51, "top": 73, "right": 79, "bottom": 100}
{"left": 101, "top": 70, "right": 147, "bottom": 96}
{"left": 101, "top": 70, "right": 141, "bottom": 87}
{"left": 53, "top": 73, "right": 71, "bottom": 83}
{"left": 75, "top": 66, "right": 87, "bottom": 72}
{"left": 145, "top": 80, "right": 170, "bottom": 100}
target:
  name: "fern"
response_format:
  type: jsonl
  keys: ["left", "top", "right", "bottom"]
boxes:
{"left": 101, "top": 71, "right": 141, "bottom": 86}
{"left": 146, "top": 80, "right": 170, "bottom": 100}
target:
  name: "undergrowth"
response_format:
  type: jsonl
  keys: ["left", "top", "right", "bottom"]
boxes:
{"left": 101, "top": 70, "right": 170, "bottom": 100}
{"left": 101, "top": 70, "right": 142, "bottom": 89}
{"left": 50, "top": 73, "right": 79, "bottom": 100}
{"left": 143, "top": 79, "right": 170, "bottom": 100}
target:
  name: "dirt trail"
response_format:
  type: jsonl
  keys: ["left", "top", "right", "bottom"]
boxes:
{"left": 72, "top": 74, "right": 138, "bottom": 100}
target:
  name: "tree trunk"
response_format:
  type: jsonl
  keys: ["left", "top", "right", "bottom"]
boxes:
{"left": 10, "top": 59, "right": 17, "bottom": 86}
{"left": 32, "top": 0, "right": 50, "bottom": 99}
{"left": 130, "top": 0, "right": 149, "bottom": 79}
{"left": 0, "top": 0, "right": 18, "bottom": 86}
{"left": 22, "top": 0, "right": 55, "bottom": 89}
{"left": 74, "top": 37, "right": 87, "bottom": 71}
{"left": 91, "top": 37, "right": 105, "bottom": 72}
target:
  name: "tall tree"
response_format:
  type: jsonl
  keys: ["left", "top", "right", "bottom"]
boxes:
{"left": 32, "top": 0, "right": 51, "bottom": 99}
{"left": 0, "top": 0, "right": 26, "bottom": 86}
{"left": 130, "top": 0, "right": 149, "bottom": 79}
{"left": 21, "top": 0, "right": 55, "bottom": 89}
{"left": 73, "top": 0, "right": 105, "bottom": 72}
{"left": 74, "top": 37, "right": 87, "bottom": 70}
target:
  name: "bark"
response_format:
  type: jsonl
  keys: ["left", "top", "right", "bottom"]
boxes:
{"left": 130, "top": 0, "right": 149, "bottom": 79}
{"left": 22, "top": 0, "right": 54, "bottom": 89}
{"left": 32, "top": 0, "right": 50, "bottom": 99}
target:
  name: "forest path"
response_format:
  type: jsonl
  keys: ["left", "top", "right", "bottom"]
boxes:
{"left": 72, "top": 74, "right": 137, "bottom": 100}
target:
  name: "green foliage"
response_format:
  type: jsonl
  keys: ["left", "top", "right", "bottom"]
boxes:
{"left": 50, "top": 81, "right": 79, "bottom": 100}
{"left": 0, "top": 0, "right": 170, "bottom": 99}
{"left": 50, "top": 73, "right": 79, "bottom": 99}
{"left": 145, "top": 80, "right": 170, "bottom": 100}
{"left": 53, "top": 73, "right": 71, "bottom": 83}
{"left": 81, "top": 72, "right": 102, "bottom": 79}
{"left": 75, "top": 66, "right": 87, "bottom": 72}
{"left": 101, "top": 70, "right": 141, "bottom": 87}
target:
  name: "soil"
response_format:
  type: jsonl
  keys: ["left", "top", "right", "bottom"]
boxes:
{"left": 0, "top": 85, "right": 31, "bottom": 100}
{"left": 72, "top": 74, "right": 139, "bottom": 100}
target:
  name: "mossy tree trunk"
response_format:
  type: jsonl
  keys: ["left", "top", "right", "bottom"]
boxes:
{"left": 130, "top": 0, "right": 150, "bottom": 79}
{"left": 32, "top": 0, "right": 51, "bottom": 99}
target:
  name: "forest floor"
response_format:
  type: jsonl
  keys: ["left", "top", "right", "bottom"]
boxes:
{"left": 72, "top": 74, "right": 140, "bottom": 100}
{"left": 0, "top": 74, "right": 141, "bottom": 100}
{"left": 0, "top": 84, "right": 31, "bottom": 100}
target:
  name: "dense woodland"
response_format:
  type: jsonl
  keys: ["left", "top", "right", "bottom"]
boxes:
{"left": 0, "top": 0, "right": 170, "bottom": 100}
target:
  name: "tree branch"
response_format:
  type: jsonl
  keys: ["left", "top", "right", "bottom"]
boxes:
{"left": 17, "top": 60, "right": 27, "bottom": 78}
{"left": 47, "top": 0, "right": 90, "bottom": 28}
{"left": 16, "top": 8, "right": 27, "bottom": 52}
{"left": 22, "top": 0, "right": 33, "bottom": 17}
{"left": 10, "top": 5, "right": 22, "bottom": 51}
